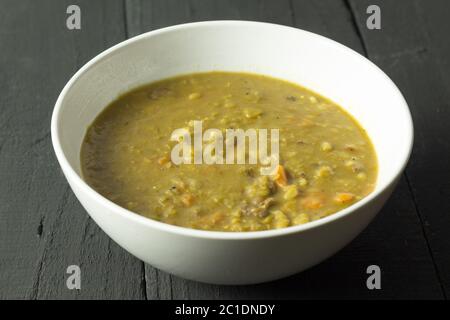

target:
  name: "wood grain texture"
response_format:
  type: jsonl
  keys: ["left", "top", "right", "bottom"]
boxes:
{"left": 348, "top": 0, "right": 450, "bottom": 299}
{"left": 0, "top": 0, "right": 144, "bottom": 299}
{"left": 125, "top": 0, "right": 294, "bottom": 37}
{"left": 0, "top": 0, "right": 447, "bottom": 299}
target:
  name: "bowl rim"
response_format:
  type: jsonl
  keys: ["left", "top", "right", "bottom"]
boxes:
{"left": 51, "top": 20, "right": 414, "bottom": 240}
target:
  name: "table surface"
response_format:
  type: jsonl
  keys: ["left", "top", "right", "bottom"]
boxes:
{"left": 1, "top": 0, "right": 449, "bottom": 300}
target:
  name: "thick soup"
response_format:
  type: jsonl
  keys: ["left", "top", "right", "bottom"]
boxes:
{"left": 81, "top": 72, "right": 377, "bottom": 231}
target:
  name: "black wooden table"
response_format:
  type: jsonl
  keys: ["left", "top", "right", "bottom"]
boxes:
{"left": 1, "top": 0, "right": 449, "bottom": 300}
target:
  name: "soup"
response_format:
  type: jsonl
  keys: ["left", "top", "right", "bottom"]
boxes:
{"left": 81, "top": 72, "right": 377, "bottom": 231}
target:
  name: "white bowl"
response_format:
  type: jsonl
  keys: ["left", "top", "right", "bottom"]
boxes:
{"left": 51, "top": 21, "right": 413, "bottom": 285}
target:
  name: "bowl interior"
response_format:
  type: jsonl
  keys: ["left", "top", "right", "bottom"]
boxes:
{"left": 54, "top": 21, "right": 412, "bottom": 199}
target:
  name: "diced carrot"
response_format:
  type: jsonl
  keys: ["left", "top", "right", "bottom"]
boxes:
{"left": 181, "top": 193, "right": 194, "bottom": 207}
{"left": 210, "top": 212, "right": 224, "bottom": 223}
{"left": 273, "top": 165, "right": 288, "bottom": 187}
{"left": 300, "top": 197, "right": 323, "bottom": 209}
{"left": 300, "top": 192, "right": 325, "bottom": 209}
{"left": 197, "top": 212, "right": 224, "bottom": 227}
{"left": 158, "top": 155, "right": 170, "bottom": 165}
{"left": 334, "top": 192, "right": 355, "bottom": 204}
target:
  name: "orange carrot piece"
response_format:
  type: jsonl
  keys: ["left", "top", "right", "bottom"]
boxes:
{"left": 181, "top": 193, "right": 194, "bottom": 207}
{"left": 300, "top": 196, "right": 323, "bottom": 209}
{"left": 274, "top": 165, "right": 288, "bottom": 187}
{"left": 158, "top": 155, "right": 169, "bottom": 165}
{"left": 334, "top": 192, "right": 355, "bottom": 204}
{"left": 300, "top": 191, "right": 326, "bottom": 210}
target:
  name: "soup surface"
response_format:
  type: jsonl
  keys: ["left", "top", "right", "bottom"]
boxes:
{"left": 81, "top": 72, "right": 377, "bottom": 232}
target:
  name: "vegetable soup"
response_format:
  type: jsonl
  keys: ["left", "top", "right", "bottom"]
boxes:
{"left": 81, "top": 72, "right": 377, "bottom": 231}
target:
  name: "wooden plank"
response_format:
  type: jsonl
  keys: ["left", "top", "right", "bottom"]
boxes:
{"left": 0, "top": 0, "right": 145, "bottom": 299}
{"left": 125, "top": 0, "right": 293, "bottom": 37}
{"left": 125, "top": 0, "right": 443, "bottom": 299}
{"left": 405, "top": 0, "right": 450, "bottom": 298}
{"left": 348, "top": 0, "right": 450, "bottom": 299}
